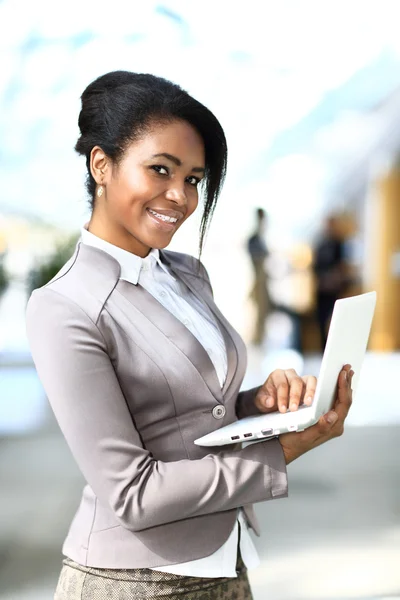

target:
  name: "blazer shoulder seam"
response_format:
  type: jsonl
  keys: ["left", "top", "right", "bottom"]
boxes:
{"left": 33, "top": 287, "right": 108, "bottom": 348}
{"left": 43, "top": 243, "right": 80, "bottom": 287}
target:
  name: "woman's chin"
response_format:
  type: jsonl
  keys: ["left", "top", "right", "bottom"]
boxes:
{"left": 144, "top": 228, "right": 176, "bottom": 249}
{"left": 150, "top": 238, "right": 172, "bottom": 250}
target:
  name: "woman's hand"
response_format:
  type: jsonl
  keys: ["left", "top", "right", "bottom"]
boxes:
{"left": 254, "top": 368, "right": 317, "bottom": 414}
{"left": 279, "top": 365, "right": 354, "bottom": 465}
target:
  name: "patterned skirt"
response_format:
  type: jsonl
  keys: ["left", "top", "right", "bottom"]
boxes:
{"left": 54, "top": 551, "right": 253, "bottom": 600}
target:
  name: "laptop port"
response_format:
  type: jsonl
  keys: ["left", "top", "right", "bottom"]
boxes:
{"left": 261, "top": 428, "right": 273, "bottom": 436}
{"left": 243, "top": 433, "right": 253, "bottom": 438}
{"left": 231, "top": 435, "right": 240, "bottom": 440}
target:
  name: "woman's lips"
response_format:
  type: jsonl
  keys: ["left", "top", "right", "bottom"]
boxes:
{"left": 146, "top": 208, "right": 179, "bottom": 232}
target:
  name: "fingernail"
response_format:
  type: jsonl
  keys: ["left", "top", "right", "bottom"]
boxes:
{"left": 326, "top": 412, "right": 338, "bottom": 424}
{"left": 305, "top": 396, "right": 313, "bottom": 405}
{"left": 280, "top": 406, "right": 287, "bottom": 413}
{"left": 266, "top": 397, "right": 274, "bottom": 408}
{"left": 343, "top": 371, "right": 347, "bottom": 380}
{"left": 290, "top": 403, "right": 297, "bottom": 411}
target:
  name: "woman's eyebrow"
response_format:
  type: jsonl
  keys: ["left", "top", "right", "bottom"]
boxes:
{"left": 151, "top": 153, "right": 205, "bottom": 173}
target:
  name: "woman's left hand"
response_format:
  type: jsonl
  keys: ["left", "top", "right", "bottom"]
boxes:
{"left": 254, "top": 368, "right": 317, "bottom": 414}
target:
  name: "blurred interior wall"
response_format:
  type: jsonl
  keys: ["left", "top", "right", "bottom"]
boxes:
{"left": 367, "top": 167, "right": 400, "bottom": 350}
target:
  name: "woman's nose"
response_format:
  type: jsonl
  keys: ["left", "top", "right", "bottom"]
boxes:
{"left": 165, "top": 184, "right": 186, "bottom": 205}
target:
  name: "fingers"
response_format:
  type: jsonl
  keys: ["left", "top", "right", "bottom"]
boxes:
{"left": 255, "top": 380, "right": 278, "bottom": 412}
{"left": 255, "top": 382, "right": 278, "bottom": 412}
{"left": 256, "top": 369, "right": 319, "bottom": 414}
{"left": 256, "top": 369, "right": 305, "bottom": 413}
{"left": 255, "top": 371, "right": 288, "bottom": 412}
{"left": 311, "top": 411, "right": 344, "bottom": 443}
{"left": 302, "top": 367, "right": 353, "bottom": 439}
{"left": 279, "top": 410, "right": 340, "bottom": 464}
{"left": 287, "top": 369, "right": 306, "bottom": 412}
{"left": 273, "top": 369, "right": 305, "bottom": 413}
{"left": 319, "top": 364, "right": 353, "bottom": 435}
{"left": 333, "top": 364, "right": 354, "bottom": 422}
{"left": 302, "top": 375, "right": 317, "bottom": 406}
{"left": 309, "top": 410, "right": 342, "bottom": 441}
{"left": 277, "top": 375, "right": 290, "bottom": 413}
{"left": 279, "top": 367, "right": 354, "bottom": 463}
{"left": 338, "top": 364, "right": 352, "bottom": 390}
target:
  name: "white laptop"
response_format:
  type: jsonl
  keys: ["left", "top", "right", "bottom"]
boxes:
{"left": 194, "top": 291, "right": 377, "bottom": 447}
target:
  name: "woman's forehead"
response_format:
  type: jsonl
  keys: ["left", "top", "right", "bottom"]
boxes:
{"left": 125, "top": 120, "right": 205, "bottom": 165}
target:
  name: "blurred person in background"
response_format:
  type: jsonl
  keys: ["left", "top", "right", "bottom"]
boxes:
{"left": 313, "top": 215, "right": 349, "bottom": 350}
{"left": 26, "top": 71, "right": 354, "bottom": 600}
{"left": 247, "top": 208, "right": 270, "bottom": 346}
{"left": 0, "top": 251, "right": 9, "bottom": 300}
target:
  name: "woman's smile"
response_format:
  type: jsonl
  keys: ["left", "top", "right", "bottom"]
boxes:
{"left": 146, "top": 207, "right": 183, "bottom": 231}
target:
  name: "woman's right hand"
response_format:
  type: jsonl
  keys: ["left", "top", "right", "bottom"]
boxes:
{"left": 278, "top": 365, "right": 354, "bottom": 465}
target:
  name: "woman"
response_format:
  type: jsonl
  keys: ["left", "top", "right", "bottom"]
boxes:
{"left": 26, "top": 71, "right": 353, "bottom": 600}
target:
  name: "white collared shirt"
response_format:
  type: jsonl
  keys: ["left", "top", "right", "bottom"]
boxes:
{"left": 80, "top": 226, "right": 260, "bottom": 577}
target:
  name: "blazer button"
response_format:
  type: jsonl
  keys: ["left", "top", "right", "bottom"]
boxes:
{"left": 212, "top": 405, "right": 226, "bottom": 419}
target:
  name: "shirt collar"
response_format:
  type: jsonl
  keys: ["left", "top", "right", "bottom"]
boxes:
{"left": 80, "top": 225, "right": 173, "bottom": 285}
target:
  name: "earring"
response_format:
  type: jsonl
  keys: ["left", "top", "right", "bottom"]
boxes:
{"left": 97, "top": 185, "right": 104, "bottom": 197}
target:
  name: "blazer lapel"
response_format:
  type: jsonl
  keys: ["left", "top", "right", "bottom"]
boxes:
{"left": 77, "top": 242, "right": 235, "bottom": 402}
{"left": 162, "top": 258, "right": 239, "bottom": 398}
{"left": 116, "top": 280, "right": 223, "bottom": 402}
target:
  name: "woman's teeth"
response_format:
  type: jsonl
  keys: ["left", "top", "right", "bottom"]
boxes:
{"left": 148, "top": 209, "right": 178, "bottom": 224}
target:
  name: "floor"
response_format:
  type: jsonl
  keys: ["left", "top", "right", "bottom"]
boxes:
{"left": 0, "top": 347, "right": 399, "bottom": 599}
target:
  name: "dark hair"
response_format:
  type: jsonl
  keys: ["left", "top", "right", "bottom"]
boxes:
{"left": 75, "top": 71, "right": 227, "bottom": 255}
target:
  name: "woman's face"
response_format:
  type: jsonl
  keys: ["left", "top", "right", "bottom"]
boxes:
{"left": 89, "top": 120, "right": 205, "bottom": 257}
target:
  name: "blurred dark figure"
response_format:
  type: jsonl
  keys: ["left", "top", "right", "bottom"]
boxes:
{"left": 247, "top": 208, "right": 270, "bottom": 345}
{"left": 0, "top": 250, "right": 9, "bottom": 300}
{"left": 313, "top": 216, "right": 348, "bottom": 350}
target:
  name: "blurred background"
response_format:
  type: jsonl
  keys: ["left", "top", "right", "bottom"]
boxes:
{"left": 1, "top": 0, "right": 400, "bottom": 598}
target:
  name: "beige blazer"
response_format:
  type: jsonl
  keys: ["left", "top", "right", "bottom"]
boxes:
{"left": 25, "top": 242, "right": 287, "bottom": 569}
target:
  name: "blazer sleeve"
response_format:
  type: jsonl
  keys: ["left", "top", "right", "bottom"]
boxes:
{"left": 236, "top": 386, "right": 263, "bottom": 418}
{"left": 26, "top": 287, "right": 287, "bottom": 533}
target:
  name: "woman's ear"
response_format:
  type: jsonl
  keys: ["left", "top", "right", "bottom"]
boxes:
{"left": 90, "top": 146, "right": 109, "bottom": 185}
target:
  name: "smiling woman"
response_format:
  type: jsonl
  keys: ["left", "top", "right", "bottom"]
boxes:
{"left": 87, "top": 120, "right": 205, "bottom": 257}
{"left": 25, "top": 71, "right": 353, "bottom": 600}
{"left": 74, "top": 71, "right": 226, "bottom": 258}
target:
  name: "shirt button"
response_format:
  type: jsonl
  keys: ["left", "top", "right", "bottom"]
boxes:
{"left": 212, "top": 405, "right": 226, "bottom": 419}
{"left": 159, "top": 291, "right": 167, "bottom": 298}
{"left": 142, "top": 264, "right": 148, "bottom": 272}
{"left": 183, "top": 319, "right": 190, "bottom": 326}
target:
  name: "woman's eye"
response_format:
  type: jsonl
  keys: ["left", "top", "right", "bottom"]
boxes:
{"left": 186, "top": 176, "right": 201, "bottom": 186}
{"left": 151, "top": 165, "right": 169, "bottom": 176}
